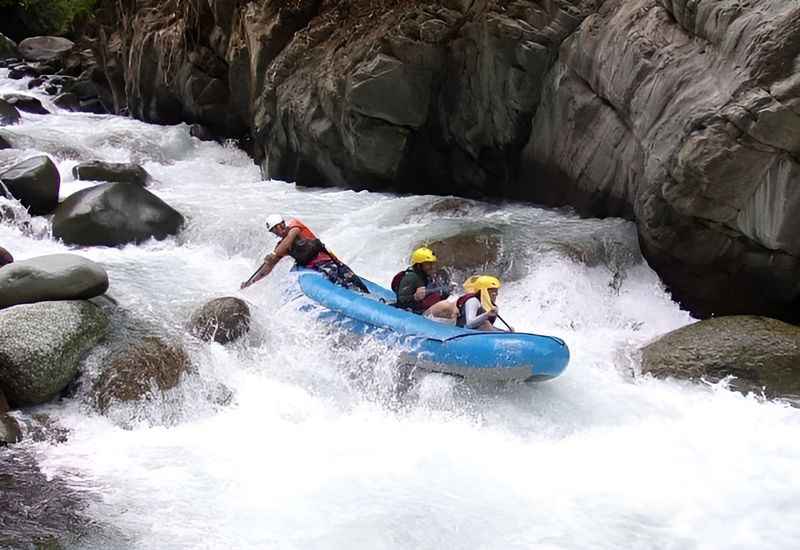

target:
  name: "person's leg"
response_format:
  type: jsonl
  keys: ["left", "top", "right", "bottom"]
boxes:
{"left": 313, "top": 260, "right": 368, "bottom": 292}
{"left": 424, "top": 300, "right": 457, "bottom": 321}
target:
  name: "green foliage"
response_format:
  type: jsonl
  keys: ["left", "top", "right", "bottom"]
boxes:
{"left": 0, "top": 0, "right": 97, "bottom": 35}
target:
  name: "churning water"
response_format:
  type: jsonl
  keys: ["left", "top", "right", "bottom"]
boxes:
{"left": 2, "top": 70, "right": 800, "bottom": 550}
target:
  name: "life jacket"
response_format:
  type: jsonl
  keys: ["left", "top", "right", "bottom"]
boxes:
{"left": 286, "top": 219, "right": 317, "bottom": 240}
{"left": 391, "top": 268, "right": 443, "bottom": 312}
{"left": 282, "top": 218, "right": 327, "bottom": 266}
{"left": 456, "top": 292, "right": 491, "bottom": 328}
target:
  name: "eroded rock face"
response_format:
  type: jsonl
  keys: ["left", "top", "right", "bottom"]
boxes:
{"left": 0, "top": 253, "right": 109, "bottom": 309}
{"left": 520, "top": 0, "right": 800, "bottom": 320}
{"left": 90, "top": 0, "right": 800, "bottom": 320}
{"left": 189, "top": 296, "right": 251, "bottom": 344}
{"left": 53, "top": 182, "right": 184, "bottom": 246}
{"left": 92, "top": 337, "right": 190, "bottom": 413}
{"left": 0, "top": 300, "right": 109, "bottom": 407}
{"left": 641, "top": 316, "right": 800, "bottom": 400}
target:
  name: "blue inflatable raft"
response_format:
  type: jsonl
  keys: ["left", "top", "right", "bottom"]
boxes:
{"left": 293, "top": 268, "right": 569, "bottom": 382}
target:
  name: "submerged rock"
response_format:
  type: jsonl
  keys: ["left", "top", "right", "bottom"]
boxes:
{"left": 0, "top": 448, "right": 97, "bottom": 548}
{"left": 53, "top": 182, "right": 184, "bottom": 246}
{"left": 72, "top": 160, "right": 151, "bottom": 186}
{"left": 18, "top": 36, "right": 74, "bottom": 62}
{"left": 0, "top": 98, "right": 21, "bottom": 125}
{"left": 0, "top": 253, "right": 109, "bottom": 309}
{"left": 92, "top": 337, "right": 190, "bottom": 413}
{"left": 0, "top": 155, "right": 61, "bottom": 214}
{"left": 0, "top": 245, "right": 13, "bottom": 267}
{"left": 423, "top": 229, "right": 523, "bottom": 282}
{"left": 189, "top": 296, "right": 251, "bottom": 344}
{"left": 53, "top": 92, "right": 80, "bottom": 112}
{"left": 0, "top": 300, "right": 109, "bottom": 407}
{"left": 641, "top": 316, "right": 800, "bottom": 400}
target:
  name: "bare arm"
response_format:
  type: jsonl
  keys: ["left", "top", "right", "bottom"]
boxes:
{"left": 240, "top": 228, "right": 301, "bottom": 289}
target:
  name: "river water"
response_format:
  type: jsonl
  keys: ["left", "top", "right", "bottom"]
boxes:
{"left": 1, "top": 71, "right": 800, "bottom": 550}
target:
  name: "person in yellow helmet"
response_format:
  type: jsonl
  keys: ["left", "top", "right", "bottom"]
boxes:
{"left": 456, "top": 275, "right": 511, "bottom": 331}
{"left": 391, "top": 247, "right": 457, "bottom": 322}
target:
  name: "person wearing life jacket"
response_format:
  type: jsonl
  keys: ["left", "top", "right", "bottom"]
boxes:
{"left": 240, "top": 214, "right": 368, "bottom": 292}
{"left": 456, "top": 275, "right": 510, "bottom": 331}
{"left": 391, "top": 247, "right": 457, "bottom": 323}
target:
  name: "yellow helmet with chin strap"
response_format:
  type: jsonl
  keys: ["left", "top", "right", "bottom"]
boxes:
{"left": 463, "top": 275, "right": 502, "bottom": 312}
{"left": 411, "top": 247, "right": 437, "bottom": 265}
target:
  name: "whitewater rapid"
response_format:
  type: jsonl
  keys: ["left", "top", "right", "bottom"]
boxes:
{"left": 2, "top": 71, "right": 800, "bottom": 550}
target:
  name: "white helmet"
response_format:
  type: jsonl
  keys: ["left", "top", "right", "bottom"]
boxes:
{"left": 265, "top": 214, "right": 285, "bottom": 231}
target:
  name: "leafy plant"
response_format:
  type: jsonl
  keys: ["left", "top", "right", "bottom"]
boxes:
{"left": 0, "top": 0, "right": 97, "bottom": 36}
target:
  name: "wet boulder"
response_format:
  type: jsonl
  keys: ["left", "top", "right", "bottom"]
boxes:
{"left": 53, "top": 92, "right": 80, "bottom": 112}
{"left": 0, "top": 300, "right": 109, "bottom": 407}
{"left": 0, "top": 246, "right": 12, "bottom": 267}
{"left": 53, "top": 182, "right": 184, "bottom": 246}
{"left": 0, "top": 94, "right": 49, "bottom": 115}
{"left": 79, "top": 98, "right": 107, "bottom": 114}
{"left": 18, "top": 36, "right": 74, "bottom": 62}
{"left": 0, "top": 253, "right": 109, "bottom": 309}
{"left": 0, "top": 133, "right": 11, "bottom": 149}
{"left": 423, "top": 229, "right": 524, "bottom": 282}
{"left": 190, "top": 123, "right": 216, "bottom": 142}
{"left": 189, "top": 297, "right": 251, "bottom": 344}
{"left": 0, "top": 387, "right": 8, "bottom": 413}
{"left": 0, "top": 413, "right": 21, "bottom": 446}
{"left": 72, "top": 160, "right": 151, "bottom": 186}
{"left": 92, "top": 337, "right": 190, "bottom": 413}
{"left": 0, "top": 99, "right": 20, "bottom": 126}
{"left": 641, "top": 316, "right": 800, "bottom": 400}
{"left": 0, "top": 155, "right": 60, "bottom": 215}
{"left": 0, "top": 33, "right": 16, "bottom": 59}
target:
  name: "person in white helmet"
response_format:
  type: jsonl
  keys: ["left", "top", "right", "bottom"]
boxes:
{"left": 241, "top": 215, "right": 367, "bottom": 292}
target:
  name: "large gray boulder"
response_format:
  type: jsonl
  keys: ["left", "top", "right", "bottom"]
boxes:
{"left": 0, "top": 300, "right": 109, "bottom": 407}
{"left": 92, "top": 337, "right": 189, "bottom": 413}
{"left": 0, "top": 254, "right": 109, "bottom": 309}
{"left": 641, "top": 316, "right": 800, "bottom": 399}
{"left": 72, "top": 160, "right": 152, "bottom": 186}
{"left": 18, "top": 36, "right": 74, "bottom": 62}
{"left": 0, "top": 99, "right": 20, "bottom": 126}
{"left": 0, "top": 155, "right": 60, "bottom": 215}
{"left": 53, "top": 182, "right": 185, "bottom": 246}
{"left": 189, "top": 297, "right": 251, "bottom": 344}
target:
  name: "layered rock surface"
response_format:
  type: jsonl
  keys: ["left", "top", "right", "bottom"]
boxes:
{"left": 90, "top": 0, "right": 800, "bottom": 320}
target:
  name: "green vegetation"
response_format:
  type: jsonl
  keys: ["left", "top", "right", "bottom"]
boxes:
{"left": 0, "top": 0, "right": 97, "bottom": 36}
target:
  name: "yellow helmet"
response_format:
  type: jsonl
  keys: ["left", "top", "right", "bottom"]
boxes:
{"left": 463, "top": 275, "right": 501, "bottom": 292}
{"left": 411, "top": 247, "right": 437, "bottom": 265}
{"left": 463, "top": 275, "right": 502, "bottom": 312}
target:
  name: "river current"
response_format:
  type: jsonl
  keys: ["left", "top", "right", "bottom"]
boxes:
{"left": 1, "top": 71, "right": 799, "bottom": 550}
